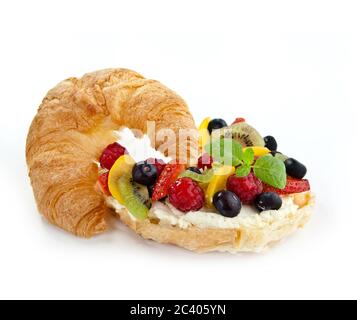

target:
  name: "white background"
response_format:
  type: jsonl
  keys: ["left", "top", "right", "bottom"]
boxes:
{"left": 0, "top": 0, "right": 356, "bottom": 300}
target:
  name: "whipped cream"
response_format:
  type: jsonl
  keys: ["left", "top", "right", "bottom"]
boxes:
{"left": 107, "top": 195, "right": 300, "bottom": 230}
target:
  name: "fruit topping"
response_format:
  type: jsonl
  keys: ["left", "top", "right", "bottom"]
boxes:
{"left": 227, "top": 172, "right": 263, "bottom": 204}
{"left": 232, "top": 117, "right": 246, "bottom": 125}
{"left": 284, "top": 158, "right": 307, "bottom": 179}
{"left": 132, "top": 162, "right": 158, "bottom": 186}
{"left": 264, "top": 136, "right": 278, "bottom": 151}
{"left": 197, "top": 153, "right": 213, "bottom": 170}
{"left": 99, "top": 142, "right": 127, "bottom": 170}
{"left": 118, "top": 175, "right": 150, "bottom": 220}
{"left": 263, "top": 177, "right": 310, "bottom": 195}
{"left": 168, "top": 178, "right": 205, "bottom": 212}
{"left": 187, "top": 167, "right": 202, "bottom": 174}
{"left": 145, "top": 158, "right": 166, "bottom": 176}
{"left": 213, "top": 190, "right": 242, "bottom": 217}
{"left": 152, "top": 163, "right": 186, "bottom": 201}
{"left": 212, "top": 122, "right": 265, "bottom": 147}
{"left": 180, "top": 168, "right": 214, "bottom": 183}
{"left": 254, "top": 192, "right": 282, "bottom": 212}
{"left": 207, "top": 118, "right": 228, "bottom": 134}
{"left": 98, "top": 172, "right": 111, "bottom": 196}
{"left": 198, "top": 117, "right": 212, "bottom": 150}
{"left": 108, "top": 155, "right": 136, "bottom": 204}
{"left": 205, "top": 165, "right": 235, "bottom": 208}
{"left": 244, "top": 146, "right": 271, "bottom": 157}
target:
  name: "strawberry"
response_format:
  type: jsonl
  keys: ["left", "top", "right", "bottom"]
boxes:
{"left": 152, "top": 163, "right": 185, "bottom": 201}
{"left": 263, "top": 177, "right": 310, "bottom": 195}
{"left": 232, "top": 117, "right": 246, "bottom": 125}
{"left": 98, "top": 172, "right": 111, "bottom": 196}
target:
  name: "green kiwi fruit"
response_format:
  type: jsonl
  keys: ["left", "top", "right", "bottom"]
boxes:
{"left": 212, "top": 123, "right": 265, "bottom": 147}
{"left": 118, "top": 175, "right": 150, "bottom": 220}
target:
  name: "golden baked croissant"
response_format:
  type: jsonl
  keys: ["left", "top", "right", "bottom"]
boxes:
{"left": 27, "top": 68, "right": 314, "bottom": 253}
{"left": 26, "top": 69, "right": 197, "bottom": 237}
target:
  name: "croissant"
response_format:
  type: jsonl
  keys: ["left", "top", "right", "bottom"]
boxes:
{"left": 27, "top": 68, "right": 314, "bottom": 252}
{"left": 26, "top": 69, "right": 197, "bottom": 237}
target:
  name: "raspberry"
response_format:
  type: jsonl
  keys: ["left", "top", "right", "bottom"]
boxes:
{"left": 197, "top": 154, "right": 213, "bottom": 170}
{"left": 263, "top": 177, "right": 310, "bottom": 195}
{"left": 168, "top": 178, "right": 205, "bottom": 212}
{"left": 232, "top": 117, "right": 246, "bottom": 125}
{"left": 99, "top": 142, "right": 127, "bottom": 170}
{"left": 98, "top": 172, "right": 111, "bottom": 196}
{"left": 146, "top": 158, "right": 166, "bottom": 176}
{"left": 227, "top": 173, "right": 263, "bottom": 204}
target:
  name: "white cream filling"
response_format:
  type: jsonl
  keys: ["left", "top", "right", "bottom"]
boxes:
{"left": 107, "top": 195, "right": 300, "bottom": 230}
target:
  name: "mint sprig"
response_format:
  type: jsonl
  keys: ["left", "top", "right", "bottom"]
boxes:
{"left": 253, "top": 155, "right": 287, "bottom": 189}
{"left": 205, "top": 139, "right": 287, "bottom": 189}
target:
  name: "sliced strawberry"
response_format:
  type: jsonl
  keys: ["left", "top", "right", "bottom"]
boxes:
{"left": 263, "top": 177, "right": 310, "bottom": 195}
{"left": 232, "top": 117, "right": 246, "bottom": 125}
{"left": 98, "top": 172, "right": 111, "bottom": 196}
{"left": 152, "top": 163, "right": 185, "bottom": 201}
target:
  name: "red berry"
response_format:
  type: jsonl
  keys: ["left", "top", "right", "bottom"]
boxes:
{"left": 263, "top": 177, "right": 310, "bottom": 195}
{"left": 99, "top": 143, "right": 127, "bottom": 170}
{"left": 168, "top": 178, "right": 205, "bottom": 212}
{"left": 146, "top": 158, "right": 166, "bottom": 176}
{"left": 227, "top": 173, "right": 263, "bottom": 204}
{"left": 98, "top": 172, "right": 111, "bottom": 196}
{"left": 232, "top": 117, "right": 246, "bottom": 125}
{"left": 152, "top": 164, "right": 185, "bottom": 201}
{"left": 197, "top": 154, "right": 213, "bottom": 170}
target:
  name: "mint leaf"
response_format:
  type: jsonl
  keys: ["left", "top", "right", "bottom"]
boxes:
{"left": 236, "top": 164, "right": 251, "bottom": 177}
{"left": 205, "top": 139, "right": 243, "bottom": 166}
{"left": 242, "top": 148, "right": 255, "bottom": 165}
{"left": 253, "top": 155, "right": 287, "bottom": 189}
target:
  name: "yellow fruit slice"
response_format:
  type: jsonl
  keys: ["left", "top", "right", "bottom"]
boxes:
{"left": 205, "top": 165, "right": 235, "bottom": 208}
{"left": 108, "top": 155, "right": 135, "bottom": 205}
{"left": 198, "top": 117, "right": 211, "bottom": 150}
{"left": 243, "top": 146, "right": 271, "bottom": 157}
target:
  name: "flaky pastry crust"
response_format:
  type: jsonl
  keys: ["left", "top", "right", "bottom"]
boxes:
{"left": 26, "top": 69, "right": 197, "bottom": 237}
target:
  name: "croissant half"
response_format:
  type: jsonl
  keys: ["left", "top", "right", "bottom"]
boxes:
{"left": 26, "top": 69, "right": 197, "bottom": 237}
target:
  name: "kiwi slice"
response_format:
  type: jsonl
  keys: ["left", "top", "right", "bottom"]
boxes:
{"left": 133, "top": 182, "right": 152, "bottom": 209}
{"left": 118, "top": 175, "right": 150, "bottom": 220}
{"left": 180, "top": 169, "right": 214, "bottom": 184}
{"left": 212, "top": 123, "right": 265, "bottom": 147}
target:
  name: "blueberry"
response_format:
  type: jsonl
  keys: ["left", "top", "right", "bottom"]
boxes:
{"left": 284, "top": 158, "right": 307, "bottom": 179}
{"left": 213, "top": 190, "right": 242, "bottom": 218}
{"left": 207, "top": 119, "right": 228, "bottom": 134}
{"left": 264, "top": 136, "right": 278, "bottom": 151}
{"left": 254, "top": 192, "right": 282, "bottom": 212}
{"left": 187, "top": 167, "right": 202, "bottom": 174}
{"left": 132, "top": 162, "right": 158, "bottom": 186}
